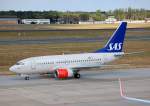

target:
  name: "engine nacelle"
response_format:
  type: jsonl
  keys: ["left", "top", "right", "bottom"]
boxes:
{"left": 55, "top": 68, "right": 74, "bottom": 79}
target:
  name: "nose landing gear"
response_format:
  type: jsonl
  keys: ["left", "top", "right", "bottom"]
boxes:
{"left": 20, "top": 74, "right": 30, "bottom": 80}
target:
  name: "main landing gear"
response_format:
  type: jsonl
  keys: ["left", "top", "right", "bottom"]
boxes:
{"left": 25, "top": 76, "right": 30, "bottom": 80}
{"left": 74, "top": 73, "right": 80, "bottom": 79}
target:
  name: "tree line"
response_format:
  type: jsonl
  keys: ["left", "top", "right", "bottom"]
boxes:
{"left": 0, "top": 8, "right": 150, "bottom": 23}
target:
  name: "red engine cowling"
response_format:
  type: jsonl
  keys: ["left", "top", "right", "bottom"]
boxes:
{"left": 55, "top": 68, "right": 74, "bottom": 79}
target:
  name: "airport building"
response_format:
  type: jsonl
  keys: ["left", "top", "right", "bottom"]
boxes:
{"left": 0, "top": 16, "right": 19, "bottom": 24}
{"left": 79, "top": 16, "right": 117, "bottom": 24}
{"left": 22, "top": 19, "right": 50, "bottom": 24}
{"left": 145, "top": 18, "right": 150, "bottom": 23}
{"left": 105, "top": 16, "right": 117, "bottom": 24}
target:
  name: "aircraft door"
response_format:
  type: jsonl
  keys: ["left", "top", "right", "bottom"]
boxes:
{"left": 31, "top": 60, "right": 36, "bottom": 71}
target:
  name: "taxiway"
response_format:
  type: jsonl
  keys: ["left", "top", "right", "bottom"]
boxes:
{"left": 0, "top": 68, "right": 150, "bottom": 106}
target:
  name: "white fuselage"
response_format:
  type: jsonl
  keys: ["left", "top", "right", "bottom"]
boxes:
{"left": 9, "top": 52, "right": 124, "bottom": 74}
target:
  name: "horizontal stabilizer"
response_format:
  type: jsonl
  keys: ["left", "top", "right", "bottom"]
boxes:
{"left": 124, "top": 51, "right": 144, "bottom": 55}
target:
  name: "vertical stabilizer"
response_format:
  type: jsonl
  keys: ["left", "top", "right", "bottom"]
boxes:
{"left": 96, "top": 22, "right": 127, "bottom": 53}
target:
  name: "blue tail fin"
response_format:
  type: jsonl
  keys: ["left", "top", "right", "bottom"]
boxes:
{"left": 95, "top": 22, "right": 127, "bottom": 53}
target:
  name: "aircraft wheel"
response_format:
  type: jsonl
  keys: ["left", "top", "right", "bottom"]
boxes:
{"left": 25, "top": 76, "right": 29, "bottom": 80}
{"left": 74, "top": 73, "right": 80, "bottom": 79}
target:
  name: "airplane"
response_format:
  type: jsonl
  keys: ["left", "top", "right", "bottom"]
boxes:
{"left": 9, "top": 22, "right": 127, "bottom": 80}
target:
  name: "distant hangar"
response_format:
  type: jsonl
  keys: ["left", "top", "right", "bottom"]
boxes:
{"left": 0, "top": 16, "right": 19, "bottom": 24}
{"left": 0, "top": 16, "right": 50, "bottom": 25}
{"left": 22, "top": 19, "right": 50, "bottom": 24}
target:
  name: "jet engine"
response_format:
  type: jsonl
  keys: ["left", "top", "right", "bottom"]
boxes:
{"left": 55, "top": 68, "right": 74, "bottom": 79}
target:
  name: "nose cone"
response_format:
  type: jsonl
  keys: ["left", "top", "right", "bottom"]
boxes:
{"left": 9, "top": 66, "right": 16, "bottom": 73}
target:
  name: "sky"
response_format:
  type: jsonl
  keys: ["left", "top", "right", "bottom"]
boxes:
{"left": 0, "top": 0, "right": 150, "bottom": 11}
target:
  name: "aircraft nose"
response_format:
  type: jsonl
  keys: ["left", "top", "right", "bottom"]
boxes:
{"left": 9, "top": 66, "right": 16, "bottom": 73}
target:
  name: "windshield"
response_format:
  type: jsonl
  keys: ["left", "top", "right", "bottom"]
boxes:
{"left": 16, "top": 62, "right": 24, "bottom": 65}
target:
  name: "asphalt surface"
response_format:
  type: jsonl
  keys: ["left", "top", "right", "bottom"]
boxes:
{"left": 0, "top": 68, "right": 150, "bottom": 106}
{"left": 0, "top": 35, "right": 150, "bottom": 45}
{"left": 0, "top": 27, "right": 149, "bottom": 32}
{"left": 0, "top": 28, "right": 150, "bottom": 45}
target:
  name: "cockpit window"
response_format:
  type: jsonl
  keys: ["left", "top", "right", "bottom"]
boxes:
{"left": 16, "top": 62, "right": 24, "bottom": 65}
